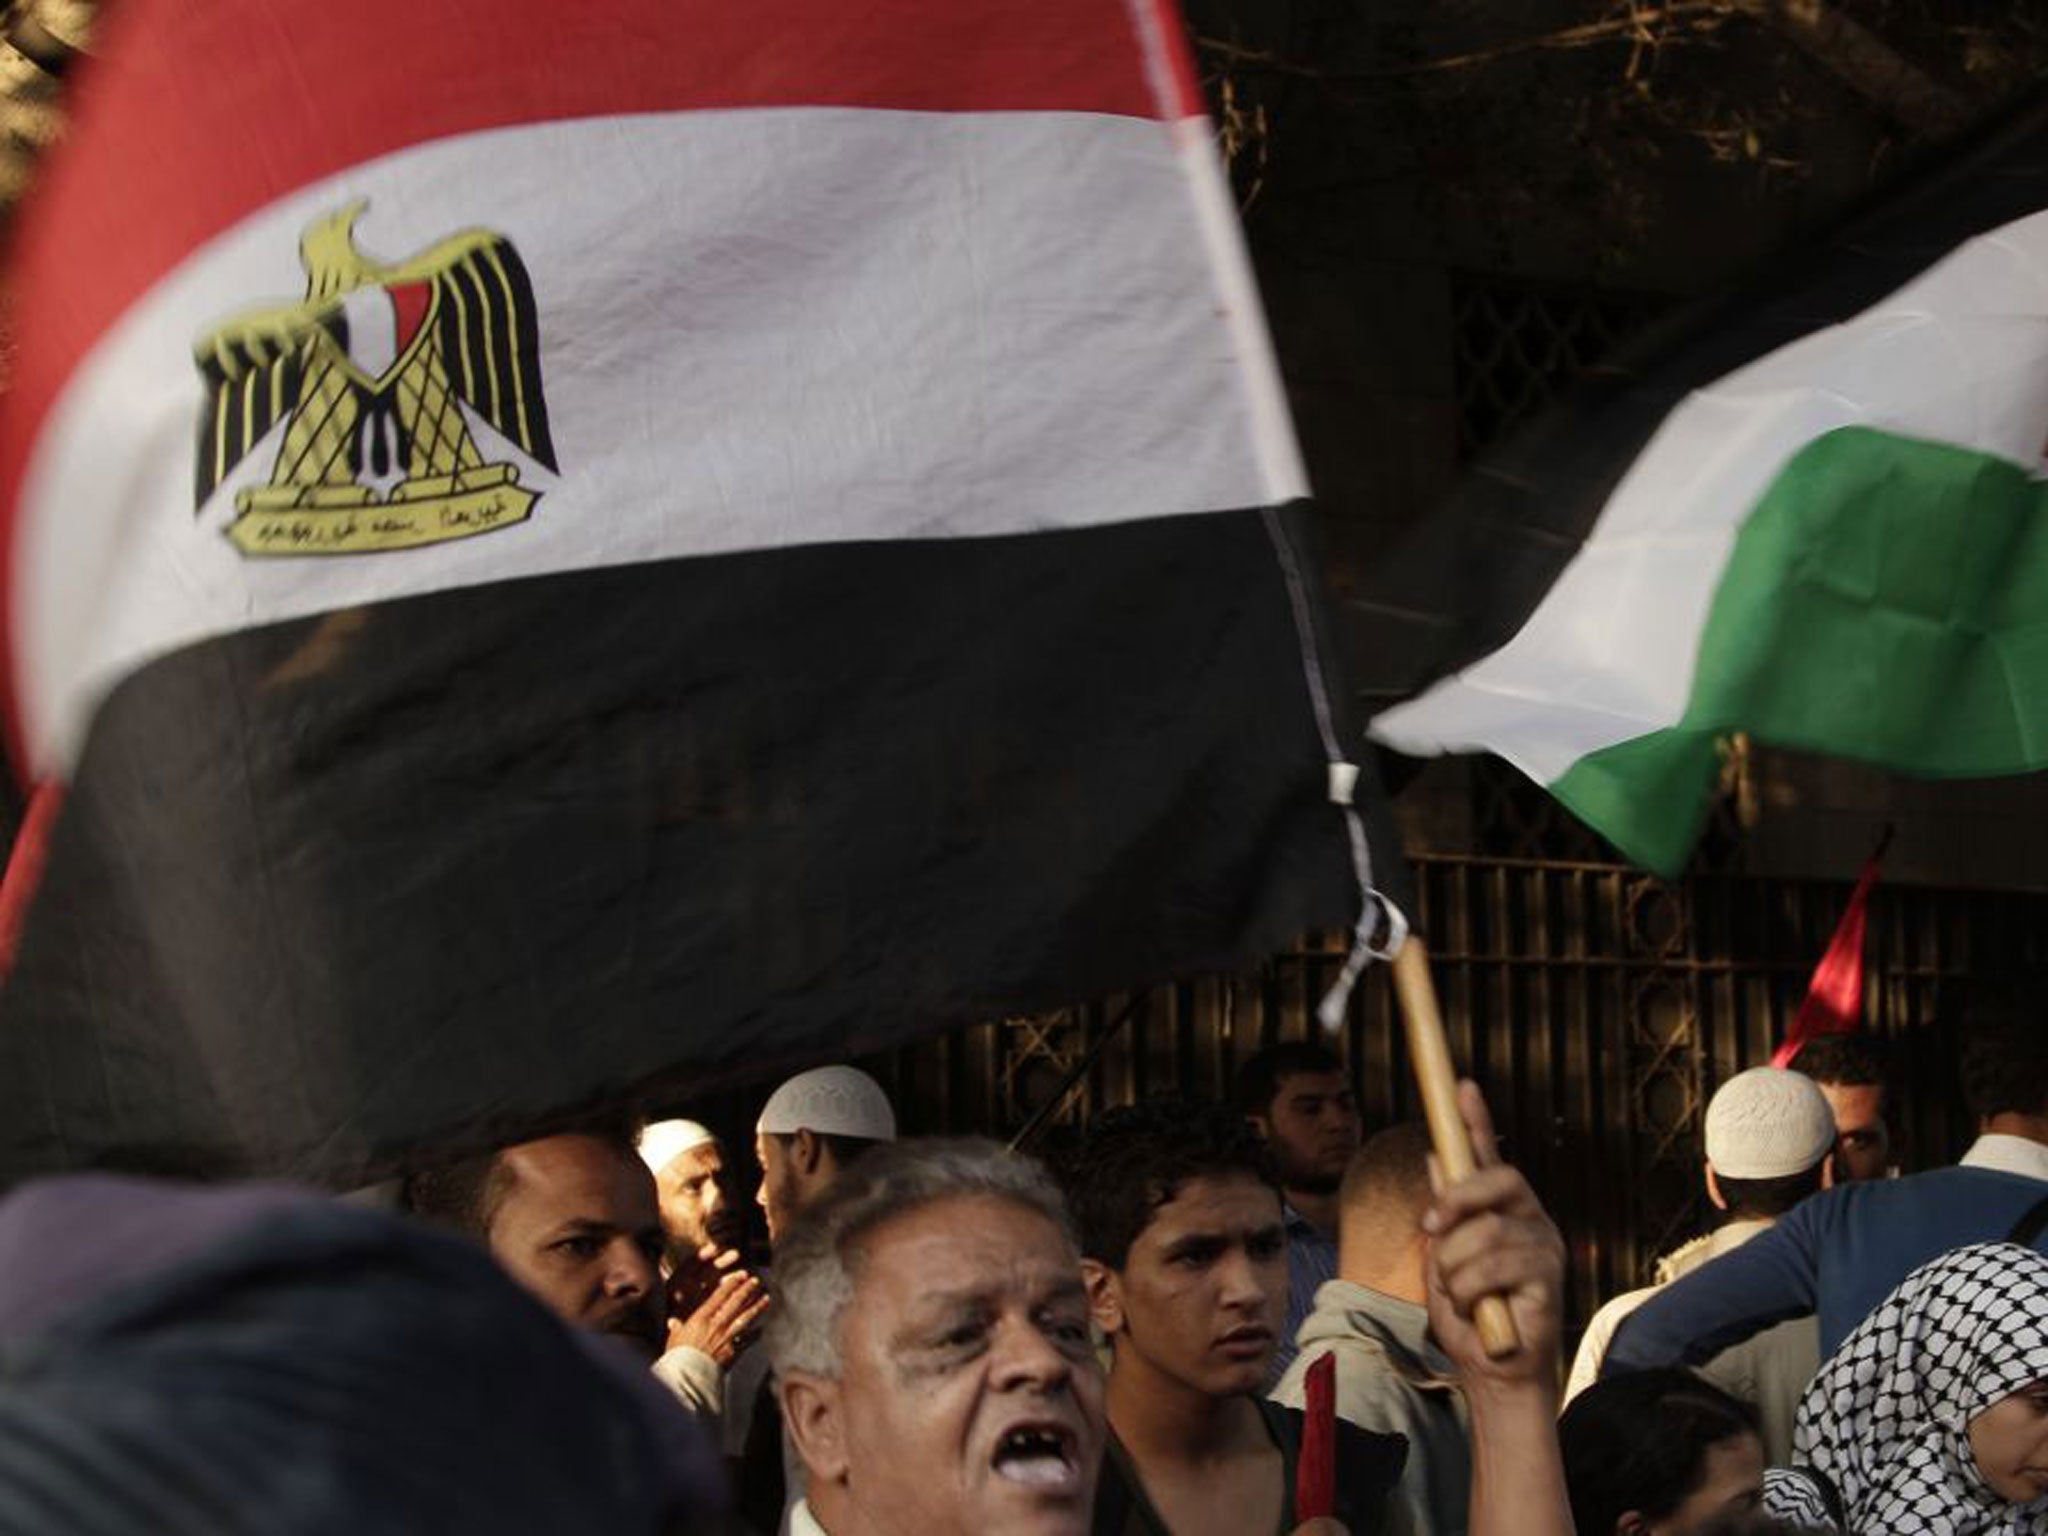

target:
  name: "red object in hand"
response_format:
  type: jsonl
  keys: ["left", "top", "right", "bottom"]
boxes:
{"left": 1296, "top": 1351, "right": 1336, "bottom": 1521}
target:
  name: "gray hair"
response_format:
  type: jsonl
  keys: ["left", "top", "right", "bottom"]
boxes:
{"left": 763, "top": 1137, "right": 1077, "bottom": 1378}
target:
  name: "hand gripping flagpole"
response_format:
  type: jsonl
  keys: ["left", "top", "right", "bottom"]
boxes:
{"left": 1389, "top": 935, "right": 1522, "bottom": 1359}
{"left": 1244, "top": 378, "right": 1519, "bottom": 1354}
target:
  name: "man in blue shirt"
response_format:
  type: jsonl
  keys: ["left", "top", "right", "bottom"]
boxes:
{"left": 1606, "top": 1002, "right": 2048, "bottom": 1374}
{"left": 1234, "top": 1042, "right": 1362, "bottom": 1382}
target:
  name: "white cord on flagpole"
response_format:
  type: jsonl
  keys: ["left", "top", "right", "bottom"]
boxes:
{"left": 1167, "top": 85, "right": 1400, "bottom": 1034}
{"left": 1259, "top": 507, "right": 1403, "bottom": 1034}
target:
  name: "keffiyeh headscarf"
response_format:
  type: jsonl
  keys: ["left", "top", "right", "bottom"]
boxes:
{"left": 1761, "top": 1466, "right": 1843, "bottom": 1532}
{"left": 1770, "top": 1243, "right": 2048, "bottom": 1535}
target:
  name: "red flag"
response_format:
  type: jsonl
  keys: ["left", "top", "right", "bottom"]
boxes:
{"left": 1774, "top": 832, "right": 1887, "bottom": 1068}
{"left": 1296, "top": 1350, "right": 1336, "bottom": 1521}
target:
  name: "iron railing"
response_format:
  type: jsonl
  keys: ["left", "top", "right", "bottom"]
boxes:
{"left": 867, "top": 854, "right": 2048, "bottom": 1341}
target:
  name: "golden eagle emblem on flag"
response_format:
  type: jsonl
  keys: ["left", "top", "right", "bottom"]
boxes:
{"left": 193, "top": 200, "right": 557, "bottom": 557}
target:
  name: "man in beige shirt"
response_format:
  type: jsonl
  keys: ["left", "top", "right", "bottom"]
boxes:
{"left": 1272, "top": 1124, "right": 1471, "bottom": 1536}
{"left": 1565, "top": 1066, "right": 1834, "bottom": 1463}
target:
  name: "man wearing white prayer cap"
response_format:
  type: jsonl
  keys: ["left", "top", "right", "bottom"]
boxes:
{"left": 753, "top": 1066, "right": 898, "bottom": 1245}
{"left": 737, "top": 1067, "right": 900, "bottom": 1533}
{"left": 1565, "top": 1066, "right": 1835, "bottom": 1461}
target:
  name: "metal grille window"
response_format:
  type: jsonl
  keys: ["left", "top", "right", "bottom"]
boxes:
{"left": 1470, "top": 756, "right": 1748, "bottom": 873}
{"left": 1453, "top": 276, "right": 1670, "bottom": 459}
{"left": 865, "top": 856, "right": 2048, "bottom": 1346}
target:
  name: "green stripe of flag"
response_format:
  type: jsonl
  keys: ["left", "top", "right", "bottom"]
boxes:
{"left": 1552, "top": 425, "right": 2048, "bottom": 876}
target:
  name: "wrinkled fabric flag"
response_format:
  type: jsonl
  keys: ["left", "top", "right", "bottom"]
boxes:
{"left": 0, "top": 0, "right": 1394, "bottom": 1185}
{"left": 1365, "top": 93, "right": 2048, "bottom": 877}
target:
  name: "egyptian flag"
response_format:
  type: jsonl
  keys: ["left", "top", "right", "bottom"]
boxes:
{"left": 1365, "top": 92, "right": 2048, "bottom": 878}
{"left": 0, "top": 0, "right": 1396, "bottom": 1184}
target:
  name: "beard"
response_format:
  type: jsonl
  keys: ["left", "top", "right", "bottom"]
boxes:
{"left": 672, "top": 1210, "right": 741, "bottom": 1258}
{"left": 701, "top": 1205, "right": 743, "bottom": 1252}
{"left": 1281, "top": 1165, "right": 1342, "bottom": 1197}
{"left": 1271, "top": 1143, "right": 1345, "bottom": 1196}
{"left": 599, "top": 1299, "right": 665, "bottom": 1362}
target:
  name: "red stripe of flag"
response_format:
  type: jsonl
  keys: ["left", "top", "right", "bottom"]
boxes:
{"left": 0, "top": 781, "right": 62, "bottom": 977}
{"left": 0, "top": 0, "right": 1208, "bottom": 771}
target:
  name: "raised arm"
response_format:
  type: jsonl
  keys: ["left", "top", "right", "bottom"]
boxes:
{"left": 1424, "top": 1081, "right": 1572, "bottom": 1536}
{"left": 1602, "top": 1199, "right": 1827, "bottom": 1375}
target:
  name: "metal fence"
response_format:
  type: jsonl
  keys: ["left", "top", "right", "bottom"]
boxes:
{"left": 1451, "top": 276, "right": 1672, "bottom": 460}
{"left": 868, "top": 854, "right": 2048, "bottom": 1342}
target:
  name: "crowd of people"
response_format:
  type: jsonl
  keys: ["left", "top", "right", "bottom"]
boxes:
{"left": 4, "top": 1016, "right": 2048, "bottom": 1535}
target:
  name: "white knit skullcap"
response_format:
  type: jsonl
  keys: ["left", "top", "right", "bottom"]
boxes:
{"left": 638, "top": 1119, "right": 717, "bottom": 1175}
{"left": 1705, "top": 1067, "right": 1836, "bottom": 1180}
{"left": 756, "top": 1066, "right": 896, "bottom": 1142}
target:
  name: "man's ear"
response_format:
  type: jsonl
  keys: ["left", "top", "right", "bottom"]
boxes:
{"left": 792, "top": 1127, "right": 825, "bottom": 1177}
{"left": 1082, "top": 1257, "right": 1124, "bottom": 1336}
{"left": 1245, "top": 1111, "right": 1273, "bottom": 1143}
{"left": 779, "top": 1372, "right": 850, "bottom": 1486}
{"left": 1615, "top": 1512, "right": 1651, "bottom": 1536}
{"left": 1704, "top": 1162, "right": 1728, "bottom": 1212}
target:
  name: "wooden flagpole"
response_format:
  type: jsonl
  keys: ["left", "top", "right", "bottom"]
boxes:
{"left": 1389, "top": 935, "right": 1521, "bottom": 1358}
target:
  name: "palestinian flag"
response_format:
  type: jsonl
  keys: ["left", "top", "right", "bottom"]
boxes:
{"left": 0, "top": 0, "right": 1392, "bottom": 1185}
{"left": 1366, "top": 94, "right": 2048, "bottom": 878}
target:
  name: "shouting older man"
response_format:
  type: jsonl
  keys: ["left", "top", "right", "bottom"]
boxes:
{"left": 766, "top": 1139, "right": 1105, "bottom": 1536}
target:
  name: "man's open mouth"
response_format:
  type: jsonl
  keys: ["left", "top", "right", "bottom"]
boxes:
{"left": 991, "top": 1422, "right": 1080, "bottom": 1490}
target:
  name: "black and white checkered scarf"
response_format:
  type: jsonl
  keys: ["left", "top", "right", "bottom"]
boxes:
{"left": 1767, "top": 1243, "right": 2048, "bottom": 1535}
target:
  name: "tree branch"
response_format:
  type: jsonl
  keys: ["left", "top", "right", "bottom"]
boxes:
{"left": 1196, "top": 4, "right": 1737, "bottom": 83}
{"left": 1732, "top": 0, "right": 1970, "bottom": 137}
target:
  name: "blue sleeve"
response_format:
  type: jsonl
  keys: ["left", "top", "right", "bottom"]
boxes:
{"left": 1602, "top": 1199, "right": 1827, "bottom": 1376}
